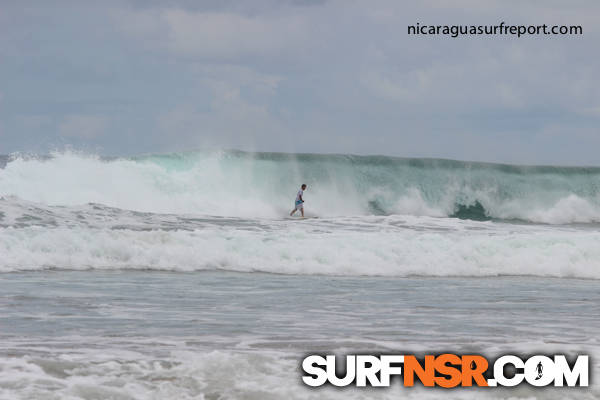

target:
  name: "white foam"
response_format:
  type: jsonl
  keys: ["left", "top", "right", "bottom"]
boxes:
{"left": 1, "top": 217, "right": 598, "bottom": 278}
{"left": 0, "top": 347, "right": 597, "bottom": 400}
{"left": 0, "top": 151, "right": 364, "bottom": 219}
{"left": 3, "top": 151, "right": 600, "bottom": 223}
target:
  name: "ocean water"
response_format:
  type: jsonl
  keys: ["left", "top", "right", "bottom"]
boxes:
{"left": 0, "top": 150, "right": 599, "bottom": 399}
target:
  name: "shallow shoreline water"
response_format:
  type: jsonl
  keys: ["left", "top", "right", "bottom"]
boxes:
{"left": 1, "top": 271, "right": 598, "bottom": 399}
{"left": 1, "top": 151, "right": 599, "bottom": 398}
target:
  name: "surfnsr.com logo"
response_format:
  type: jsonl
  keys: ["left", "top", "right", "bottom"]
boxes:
{"left": 302, "top": 354, "right": 589, "bottom": 388}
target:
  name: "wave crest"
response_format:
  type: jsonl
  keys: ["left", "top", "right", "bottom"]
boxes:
{"left": 1, "top": 150, "right": 600, "bottom": 224}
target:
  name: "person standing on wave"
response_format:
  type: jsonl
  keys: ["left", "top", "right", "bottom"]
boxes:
{"left": 290, "top": 184, "right": 307, "bottom": 217}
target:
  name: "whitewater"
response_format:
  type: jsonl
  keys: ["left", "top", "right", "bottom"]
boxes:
{"left": 0, "top": 150, "right": 599, "bottom": 278}
{"left": 3, "top": 150, "right": 600, "bottom": 223}
{"left": 1, "top": 150, "right": 600, "bottom": 400}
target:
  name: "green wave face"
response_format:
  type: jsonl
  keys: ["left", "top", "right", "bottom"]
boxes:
{"left": 132, "top": 150, "right": 600, "bottom": 223}
{"left": 2, "top": 150, "right": 600, "bottom": 223}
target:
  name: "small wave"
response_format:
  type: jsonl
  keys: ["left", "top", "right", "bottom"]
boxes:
{"left": 0, "top": 215, "right": 598, "bottom": 278}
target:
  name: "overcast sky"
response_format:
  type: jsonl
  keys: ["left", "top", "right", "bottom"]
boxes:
{"left": 1, "top": 0, "right": 599, "bottom": 164}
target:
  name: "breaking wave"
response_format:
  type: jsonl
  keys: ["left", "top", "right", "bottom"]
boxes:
{"left": 1, "top": 150, "right": 600, "bottom": 224}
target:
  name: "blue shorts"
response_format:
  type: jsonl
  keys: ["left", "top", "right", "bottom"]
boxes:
{"left": 295, "top": 201, "right": 303, "bottom": 210}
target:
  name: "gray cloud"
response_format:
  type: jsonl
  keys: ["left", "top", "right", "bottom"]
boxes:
{"left": 0, "top": 0, "right": 599, "bottom": 164}
{"left": 59, "top": 115, "right": 107, "bottom": 139}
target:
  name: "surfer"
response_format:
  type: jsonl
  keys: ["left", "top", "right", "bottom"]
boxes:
{"left": 290, "top": 184, "right": 307, "bottom": 217}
